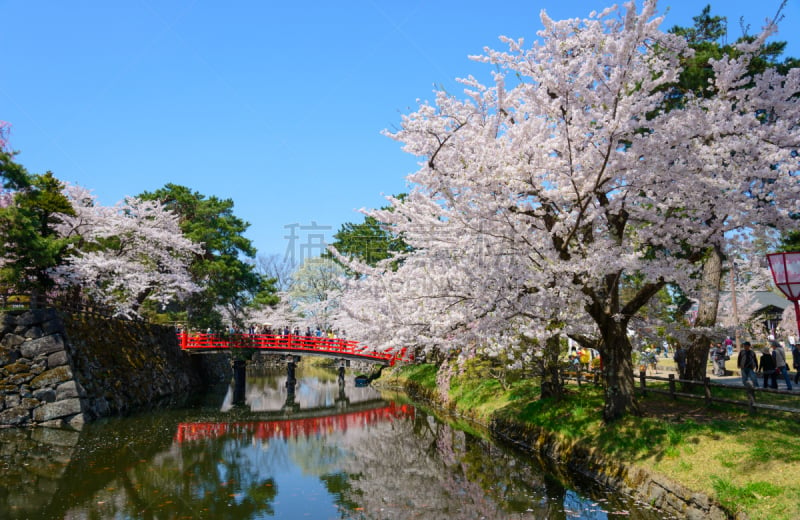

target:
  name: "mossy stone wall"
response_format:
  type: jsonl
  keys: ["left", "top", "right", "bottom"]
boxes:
{"left": 0, "top": 309, "right": 230, "bottom": 428}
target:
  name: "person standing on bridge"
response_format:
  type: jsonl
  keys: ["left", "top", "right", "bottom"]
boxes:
{"left": 737, "top": 342, "right": 759, "bottom": 388}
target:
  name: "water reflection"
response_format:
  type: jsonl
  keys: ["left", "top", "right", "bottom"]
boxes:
{"left": 0, "top": 368, "right": 669, "bottom": 519}
{"left": 0, "top": 428, "right": 81, "bottom": 519}
{"left": 222, "top": 366, "right": 384, "bottom": 413}
{"left": 175, "top": 403, "right": 414, "bottom": 444}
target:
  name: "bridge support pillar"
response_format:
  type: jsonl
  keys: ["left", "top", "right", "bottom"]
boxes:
{"left": 232, "top": 359, "right": 247, "bottom": 405}
{"left": 284, "top": 355, "right": 301, "bottom": 388}
{"left": 335, "top": 378, "right": 349, "bottom": 409}
{"left": 286, "top": 361, "right": 297, "bottom": 387}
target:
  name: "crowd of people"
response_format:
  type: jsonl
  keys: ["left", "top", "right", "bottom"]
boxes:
{"left": 565, "top": 347, "right": 603, "bottom": 384}
{"left": 184, "top": 324, "right": 346, "bottom": 340}
{"left": 649, "top": 336, "right": 800, "bottom": 393}
{"left": 723, "top": 337, "right": 798, "bottom": 390}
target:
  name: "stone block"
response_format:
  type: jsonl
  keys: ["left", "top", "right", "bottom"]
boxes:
{"left": 24, "top": 326, "right": 44, "bottom": 339}
{"left": 56, "top": 381, "right": 79, "bottom": 400}
{"left": 33, "top": 398, "right": 82, "bottom": 422}
{"left": 20, "top": 334, "right": 65, "bottom": 359}
{"left": 1, "top": 333, "right": 26, "bottom": 349}
{"left": 15, "top": 308, "right": 57, "bottom": 327}
{"left": 7, "top": 371, "right": 35, "bottom": 385}
{"left": 0, "top": 406, "right": 31, "bottom": 426}
{"left": 1, "top": 312, "right": 16, "bottom": 329}
{"left": 33, "top": 388, "right": 56, "bottom": 403}
{"left": 20, "top": 397, "right": 40, "bottom": 409}
{"left": 47, "top": 350, "right": 68, "bottom": 368}
{"left": 30, "top": 366, "right": 72, "bottom": 389}
{"left": 3, "top": 360, "right": 32, "bottom": 374}
{"left": 0, "top": 348, "right": 21, "bottom": 366}
{"left": 41, "top": 318, "right": 64, "bottom": 335}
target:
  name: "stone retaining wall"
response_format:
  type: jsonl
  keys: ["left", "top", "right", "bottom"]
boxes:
{"left": 0, "top": 309, "right": 231, "bottom": 429}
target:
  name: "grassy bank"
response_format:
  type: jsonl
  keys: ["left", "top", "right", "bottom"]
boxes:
{"left": 384, "top": 363, "right": 800, "bottom": 520}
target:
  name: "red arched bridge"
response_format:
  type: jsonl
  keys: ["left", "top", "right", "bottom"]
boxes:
{"left": 178, "top": 332, "right": 411, "bottom": 366}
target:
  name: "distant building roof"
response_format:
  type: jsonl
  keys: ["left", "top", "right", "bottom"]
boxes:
{"left": 752, "top": 291, "right": 791, "bottom": 311}
{"left": 721, "top": 290, "right": 790, "bottom": 312}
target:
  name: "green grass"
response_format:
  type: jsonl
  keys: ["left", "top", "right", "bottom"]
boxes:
{"left": 448, "top": 374, "right": 508, "bottom": 417}
{"left": 387, "top": 363, "right": 800, "bottom": 520}
{"left": 395, "top": 363, "right": 439, "bottom": 389}
{"left": 711, "top": 477, "right": 785, "bottom": 517}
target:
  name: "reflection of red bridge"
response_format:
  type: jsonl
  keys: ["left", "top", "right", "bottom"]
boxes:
{"left": 179, "top": 333, "right": 410, "bottom": 366}
{"left": 175, "top": 403, "right": 415, "bottom": 443}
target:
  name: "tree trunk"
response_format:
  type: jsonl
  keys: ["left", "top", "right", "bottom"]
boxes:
{"left": 684, "top": 245, "right": 723, "bottom": 387}
{"left": 600, "top": 319, "right": 640, "bottom": 422}
{"left": 540, "top": 334, "right": 564, "bottom": 400}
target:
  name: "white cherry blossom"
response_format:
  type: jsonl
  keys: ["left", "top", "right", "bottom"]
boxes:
{"left": 335, "top": 0, "right": 799, "bottom": 420}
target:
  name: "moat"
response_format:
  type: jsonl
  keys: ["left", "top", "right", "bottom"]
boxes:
{"left": 0, "top": 366, "right": 669, "bottom": 519}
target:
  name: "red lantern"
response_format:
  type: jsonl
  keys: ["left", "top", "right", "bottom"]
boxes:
{"left": 767, "top": 252, "right": 800, "bottom": 337}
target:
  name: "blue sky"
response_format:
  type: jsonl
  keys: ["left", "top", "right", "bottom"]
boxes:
{"left": 2, "top": 1, "right": 797, "bottom": 262}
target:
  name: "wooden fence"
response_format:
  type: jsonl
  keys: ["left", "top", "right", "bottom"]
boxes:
{"left": 561, "top": 369, "right": 800, "bottom": 416}
{"left": 1, "top": 290, "right": 143, "bottom": 322}
{"left": 637, "top": 372, "right": 800, "bottom": 416}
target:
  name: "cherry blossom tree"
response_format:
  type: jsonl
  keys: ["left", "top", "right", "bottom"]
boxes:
{"left": 289, "top": 257, "right": 345, "bottom": 332}
{"left": 337, "top": 0, "right": 799, "bottom": 421}
{"left": 55, "top": 185, "right": 201, "bottom": 318}
{"left": 242, "top": 292, "right": 299, "bottom": 330}
{"left": 667, "top": 2, "right": 798, "bottom": 386}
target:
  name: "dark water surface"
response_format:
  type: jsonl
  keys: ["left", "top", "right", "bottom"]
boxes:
{"left": 0, "top": 367, "right": 671, "bottom": 519}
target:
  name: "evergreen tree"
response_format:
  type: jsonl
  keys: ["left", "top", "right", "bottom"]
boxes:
{"left": 0, "top": 153, "right": 74, "bottom": 304}
{"left": 139, "top": 183, "right": 275, "bottom": 330}
{"left": 325, "top": 195, "right": 410, "bottom": 273}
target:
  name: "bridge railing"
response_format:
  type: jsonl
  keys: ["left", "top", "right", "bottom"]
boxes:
{"left": 178, "top": 332, "right": 411, "bottom": 365}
